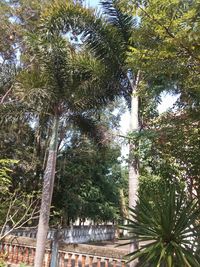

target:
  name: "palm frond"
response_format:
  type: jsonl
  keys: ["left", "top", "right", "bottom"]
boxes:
{"left": 68, "top": 114, "right": 111, "bottom": 146}
{"left": 41, "top": 1, "right": 125, "bottom": 74}
{"left": 100, "top": 0, "right": 134, "bottom": 43}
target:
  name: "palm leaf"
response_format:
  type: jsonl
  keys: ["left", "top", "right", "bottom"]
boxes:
{"left": 68, "top": 114, "right": 111, "bottom": 146}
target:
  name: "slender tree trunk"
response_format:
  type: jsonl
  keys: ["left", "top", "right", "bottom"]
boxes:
{"left": 128, "top": 70, "right": 140, "bottom": 267}
{"left": 119, "top": 188, "right": 128, "bottom": 218}
{"left": 129, "top": 71, "right": 140, "bottom": 209}
{"left": 119, "top": 188, "right": 128, "bottom": 237}
{"left": 34, "top": 114, "right": 59, "bottom": 267}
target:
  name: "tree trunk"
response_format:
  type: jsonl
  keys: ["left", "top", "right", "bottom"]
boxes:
{"left": 119, "top": 188, "right": 128, "bottom": 237}
{"left": 34, "top": 115, "right": 59, "bottom": 267}
{"left": 128, "top": 70, "right": 140, "bottom": 267}
{"left": 129, "top": 73, "right": 140, "bottom": 209}
{"left": 119, "top": 188, "right": 128, "bottom": 218}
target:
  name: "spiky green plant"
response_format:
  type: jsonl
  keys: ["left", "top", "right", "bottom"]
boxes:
{"left": 121, "top": 184, "right": 200, "bottom": 267}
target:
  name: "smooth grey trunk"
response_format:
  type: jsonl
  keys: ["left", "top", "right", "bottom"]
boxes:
{"left": 128, "top": 70, "right": 140, "bottom": 267}
{"left": 34, "top": 115, "right": 59, "bottom": 267}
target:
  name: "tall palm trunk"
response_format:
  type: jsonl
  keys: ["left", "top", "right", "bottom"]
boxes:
{"left": 34, "top": 114, "right": 59, "bottom": 267}
{"left": 128, "top": 70, "right": 140, "bottom": 267}
{"left": 129, "top": 71, "right": 140, "bottom": 209}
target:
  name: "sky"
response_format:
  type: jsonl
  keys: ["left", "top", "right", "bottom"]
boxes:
{"left": 85, "top": 0, "right": 100, "bottom": 8}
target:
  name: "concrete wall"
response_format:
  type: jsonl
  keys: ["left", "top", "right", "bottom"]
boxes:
{"left": 10, "top": 225, "right": 115, "bottom": 244}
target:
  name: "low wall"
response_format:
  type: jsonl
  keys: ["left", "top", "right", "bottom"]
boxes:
{"left": 0, "top": 235, "right": 128, "bottom": 266}
{"left": 11, "top": 225, "right": 116, "bottom": 244}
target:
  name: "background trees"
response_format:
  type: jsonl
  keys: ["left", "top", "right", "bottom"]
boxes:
{"left": 53, "top": 133, "right": 122, "bottom": 225}
{"left": 123, "top": 0, "right": 200, "bottom": 103}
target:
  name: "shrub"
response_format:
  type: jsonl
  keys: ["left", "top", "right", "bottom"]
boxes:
{"left": 121, "top": 184, "right": 200, "bottom": 266}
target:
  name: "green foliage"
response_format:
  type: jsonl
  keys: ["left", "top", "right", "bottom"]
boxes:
{"left": 52, "top": 133, "right": 122, "bottom": 225}
{"left": 0, "top": 159, "right": 18, "bottom": 195}
{"left": 125, "top": 104, "right": 200, "bottom": 205}
{"left": 139, "top": 174, "right": 167, "bottom": 197}
{"left": 0, "top": 159, "right": 40, "bottom": 235}
{"left": 144, "top": 110, "right": 200, "bottom": 204}
{"left": 121, "top": 183, "right": 200, "bottom": 266}
{"left": 0, "top": 260, "right": 5, "bottom": 267}
{"left": 0, "top": 120, "right": 41, "bottom": 192}
{"left": 19, "top": 263, "right": 29, "bottom": 267}
{"left": 121, "top": 0, "right": 200, "bottom": 105}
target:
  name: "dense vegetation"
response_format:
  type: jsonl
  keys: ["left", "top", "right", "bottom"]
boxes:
{"left": 0, "top": 0, "right": 200, "bottom": 266}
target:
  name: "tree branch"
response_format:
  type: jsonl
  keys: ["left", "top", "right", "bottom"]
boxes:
{"left": 138, "top": 5, "right": 200, "bottom": 63}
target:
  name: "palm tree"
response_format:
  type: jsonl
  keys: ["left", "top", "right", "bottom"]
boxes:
{"left": 41, "top": 1, "right": 141, "bottom": 264}
{"left": 15, "top": 3, "right": 124, "bottom": 265}
{"left": 84, "top": 0, "right": 141, "bottom": 261}
{"left": 98, "top": 0, "right": 141, "bottom": 206}
{"left": 2, "top": 0, "right": 140, "bottom": 264}
{"left": 82, "top": 0, "right": 141, "bottom": 258}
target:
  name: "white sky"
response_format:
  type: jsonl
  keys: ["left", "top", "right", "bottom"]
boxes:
{"left": 85, "top": 0, "right": 100, "bottom": 7}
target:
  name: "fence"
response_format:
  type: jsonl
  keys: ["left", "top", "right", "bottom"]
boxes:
{"left": 10, "top": 225, "right": 116, "bottom": 244}
{"left": 0, "top": 236, "right": 128, "bottom": 267}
